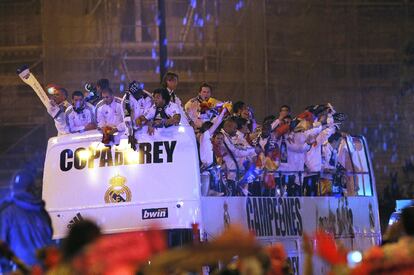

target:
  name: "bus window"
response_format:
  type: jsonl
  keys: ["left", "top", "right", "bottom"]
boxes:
{"left": 341, "top": 136, "right": 372, "bottom": 196}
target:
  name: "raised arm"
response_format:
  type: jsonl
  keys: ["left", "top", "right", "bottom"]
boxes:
{"left": 208, "top": 108, "right": 227, "bottom": 134}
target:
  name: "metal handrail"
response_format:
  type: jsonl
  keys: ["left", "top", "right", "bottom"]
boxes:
{"left": 203, "top": 135, "right": 374, "bottom": 197}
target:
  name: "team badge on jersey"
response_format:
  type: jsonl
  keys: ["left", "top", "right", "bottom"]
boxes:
{"left": 104, "top": 175, "right": 132, "bottom": 203}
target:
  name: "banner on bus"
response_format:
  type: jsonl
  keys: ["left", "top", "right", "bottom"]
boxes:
{"left": 202, "top": 196, "right": 380, "bottom": 240}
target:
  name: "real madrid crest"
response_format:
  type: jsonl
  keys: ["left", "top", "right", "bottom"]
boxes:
{"left": 104, "top": 175, "right": 132, "bottom": 203}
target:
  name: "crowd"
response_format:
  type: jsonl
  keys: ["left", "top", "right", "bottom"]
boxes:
{"left": 1, "top": 203, "right": 413, "bottom": 274}
{"left": 46, "top": 71, "right": 365, "bottom": 198}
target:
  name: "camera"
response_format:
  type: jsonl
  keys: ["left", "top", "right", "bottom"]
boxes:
{"left": 84, "top": 83, "right": 100, "bottom": 104}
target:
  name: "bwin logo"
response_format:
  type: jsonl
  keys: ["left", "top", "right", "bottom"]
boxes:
{"left": 142, "top": 208, "right": 168, "bottom": 220}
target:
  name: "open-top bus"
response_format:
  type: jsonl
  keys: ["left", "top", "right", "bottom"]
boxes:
{"left": 43, "top": 125, "right": 381, "bottom": 274}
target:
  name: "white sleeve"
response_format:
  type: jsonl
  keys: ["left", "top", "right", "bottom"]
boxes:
{"left": 145, "top": 105, "right": 156, "bottom": 120}
{"left": 116, "top": 122, "right": 126, "bottom": 132}
{"left": 116, "top": 103, "right": 126, "bottom": 132}
{"left": 304, "top": 125, "right": 322, "bottom": 138}
{"left": 167, "top": 103, "right": 181, "bottom": 116}
{"left": 54, "top": 112, "right": 69, "bottom": 135}
{"left": 66, "top": 108, "right": 84, "bottom": 133}
{"left": 208, "top": 108, "right": 226, "bottom": 134}
{"left": 121, "top": 94, "right": 132, "bottom": 129}
{"left": 168, "top": 103, "right": 182, "bottom": 124}
{"left": 141, "top": 97, "right": 154, "bottom": 119}
{"left": 85, "top": 103, "right": 96, "bottom": 124}
{"left": 129, "top": 95, "right": 139, "bottom": 119}
{"left": 316, "top": 126, "right": 335, "bottom": 146}
{"left": 96, "top": 105, "right": 105, "bottom": 128}
{"left": 184, "top": 99, "right": 199, "bottom": 125}
{"left": 199, "top": 131, "right": 213, "bottom": 165}
{"left": 145, "top": 96, "right": 153, "bottom": 108}
{"left": 271, "top": 119, "right": 280, "bottom": 130}
{"left": 72, "top": 125, "right": 85, "bottom": 133}
{"left": 223, "top": 135, "right": 256, "bottom": 158}
{"left": 174, "top": 96, "right": 183, "bottom": 107}
{"left": 46, "top": 99, "right": 64, "bottom": 118}
{"left": 287, "top": 134, "right": 310, "bottom": 153}
{"left": 143, "top": 97, "right": 153, "bottom": 116}
{"left": 47, "top": 103, "right": 60, "bottom": 118}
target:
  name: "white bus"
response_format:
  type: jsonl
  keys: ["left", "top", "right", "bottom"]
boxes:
{"left": 42, "top": 126, "right": 381, "bottom": 274}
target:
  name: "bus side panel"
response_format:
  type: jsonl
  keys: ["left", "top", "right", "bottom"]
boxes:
{"left": 201, "top": 196, "right": 381, "bottom": 275}
{"left": 49, "top": 200, "right": 201, "bottom": 239}
{"left": 43, "top": 127, "right": 201, "bottom": 239}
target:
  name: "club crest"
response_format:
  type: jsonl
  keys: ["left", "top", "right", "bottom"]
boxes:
{"left": 104, "top": 175, "right": 132, "bottom": 203}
